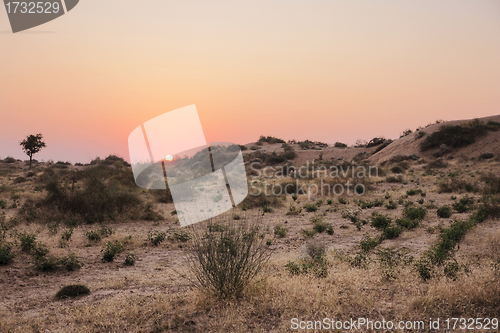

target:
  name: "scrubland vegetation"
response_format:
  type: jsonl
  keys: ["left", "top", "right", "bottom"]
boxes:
{"left": 1, "top": 123, "right": 500, "bottom": 332}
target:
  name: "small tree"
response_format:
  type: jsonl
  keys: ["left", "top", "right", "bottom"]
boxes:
{"left": 20, "top": 134, "right": 46, "bottom": 169}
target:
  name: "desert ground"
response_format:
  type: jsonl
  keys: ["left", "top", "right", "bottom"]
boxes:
{"left": 1, "top": 116, "right": 500, "bottom": 332}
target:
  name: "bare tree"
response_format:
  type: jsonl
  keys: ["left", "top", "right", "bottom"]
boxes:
{"left": 20, "top": 133, "right": 46, "bottom": 169}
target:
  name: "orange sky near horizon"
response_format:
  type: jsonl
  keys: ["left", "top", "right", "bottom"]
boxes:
{"left": 1, "top": 0, "right": 499, "bottom": 163}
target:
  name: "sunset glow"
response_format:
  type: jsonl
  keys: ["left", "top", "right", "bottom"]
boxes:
{"left": 1, "top": 1, "right": 499, "bottom": 163}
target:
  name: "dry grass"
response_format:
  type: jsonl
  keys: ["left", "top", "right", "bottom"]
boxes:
{"left": 1, "top": 156, "right": 500, "bottom": 332}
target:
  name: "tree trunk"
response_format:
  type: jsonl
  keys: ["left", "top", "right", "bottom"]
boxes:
{"left": 29, "top": 154, "right": 32, "bottom": 169}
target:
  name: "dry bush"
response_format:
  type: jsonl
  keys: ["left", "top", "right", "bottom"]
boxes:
{"left": 185, "top": 220, "right": 272, "bottom": 299}
{"left": 438, "top": 177, "right": 479, "bottom": 193}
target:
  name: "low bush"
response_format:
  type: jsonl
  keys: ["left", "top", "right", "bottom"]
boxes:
{"left": 360, "top": 235, "right": 381, "bottom": 252}
{"left": 85, "top": 226, "right": 113, "bottom": 242}
{"left": 385, "top": 201, "right": 398, "bottom": 210}
{"left": 403, "top": 206, "right": 426, "bottom": 221}
{"left": 452, "top": 195, "right": 474, "bottom": 213}
{"left": 386, "top": 174, "right": 404, "bottom": 183}
{"left": 286, "top": 203, "right": 302, "bottom": 215}
{"left": 437, "top": 206, "right": 452, "bottom": 218}
{"left": 258, "top": 136, "right": 286, "bottom": 144}
{"left": 377, "top": 247, "right": 412, "bottom": 280}
{"left": 438, "top": 178, "right": 479, "bottom": 193}
{"left": 102, "top": 241, "right": 123, "bottom": 262}
{"left": 310, "top": 217, "right": 334, "bottom": 235}
{"left": 56, "top": 284, "right": 90, "bottom": 299}
{"left": 0, "top": 241, "right": 14, "bottom": 265}
{"left": 396, "top": 218, "right": 419, "bottom": 230}
{"left": 481, "top": 173, "right": 500, "bottom": 195}
{"left": 19, "top": 232, "right": 37, "bottom": 254}
{"left": 406, "top": 189, "right": 424, "bottom": 196}
{"left": 186, "top": 221, "right": 272, "bottom": 299}
{"left": 371, "top": 213, "right": 391, "bottom": 230}
{"left": 303, "top": 203, "right": 317, "bottom": 213}
{"left": 274, "top": 225, "right": 288, "bottom": 238}
{"left": 147, "top": 231, "right": 167, "bottom": 246}
{"left": 21, "top": 174, "right": 147, "bottom": 224}
{"left": 239, "top": 188, "right": 283, "bottom": 210}
{"left": 173, "top": 230, "right": 191, "bottom": 242}
{"left": 482, "top": 195, "right": 500, "bottom": 219}
{"left": 301, "top": 229, "right": 317, "bottom": 238}
{"left": 124, "top": 253, "right": 137, "bottom": 266}
{"left": 60, "top": 253, "right": 83, "bottom": 271}
{"left": 33, "top": 253, "right": 81, "bottom": 272}
{"left": 420, "top": 119, "right": 500, "bottom": 151}
{"left": 382, "top": 225, "right": 402, "bottom": 239}
{"left": 61, "top": 228, "right": 74, "bottom": 242}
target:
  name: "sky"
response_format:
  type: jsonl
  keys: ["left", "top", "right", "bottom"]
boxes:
{"left": 1, "top": 0, "right": 499, "bottom": 163}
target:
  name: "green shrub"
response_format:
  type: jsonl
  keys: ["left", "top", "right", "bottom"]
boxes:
{"left": 0, "top": 242, "right": 14, "bottom": 265}
{"left": 420, "top": 119, "right": 500, "bottom": 151}
{"left": 61, "top": 228, "right": 74, "bottom": 242}
{"left": 301, "top": 229, "right": 317, "bottom": 238}
{"left": 124, "top": 253, "right": 137, "bottom": 266}
{"left": 452, "top": 195, "right": 475, "bottom": 213}
{"left": 186, "top": 221, "right": 272, "bottom": 299}
{"left": 444, "top": 259, "right": 461, "bottom": 280}
{"left": 85, "top": 226, "right": 113, "bottom": 242}
{"left": 286, "top": 203, "right": 302, "bottom": 216}
{"left": 274, "top": 225, "right": 288, "bottom": 238}
{"left": 403, "top": 206, "right": 426, "bottom": 221}
{"left": 415, "top": 257, "right": 434, "bottom": 281}
{"left": 429, "top": 219, "right": 475, "bottom": 264}
{"left": 350, "top": 252, "right": 369, "bottom": 268}
{"left": 396, "top": 218, "right": 419, "bottom": 230}
{"left": 285, "top": 261, "right": 301, "bottom": 275}
{"left": 60, "top": 253, "right": 82, "bottom": 271}
{"left": 382, "top": 225, "right": 402, "bottom": 239}
{"left": 173, "top": 230, "right": 191, "bottom": 242}
{"left": 56, "top": 284, "right": 90, "bottom": 299}
{"left": 377, "top": 247, "right": 411, "bottom": 280}
{"left": 33, "top": 253, "right": 81, "bottom": 272}
{"left": 31, "top": 242, "right": 49, "bottom": 258}
{"left": 303, "top": 203, "right": 317, "bottom": 212}
{"left": 406, "top": 189, "right": 423, "bottom": 196}
{"left": 102, "top": 241, "right": 123, "bottom": 262}
{"left": 360, "top": 235, "right": 380, "bottom": 252}
{"left": 22, "top": 174, "right": 146, "bottom": 224}
{"left": 391, "top": 166, "right": 404, "bottom": 174}
{"left": 371, "top": 213, "right": 391, "bottom": 230}
{"left": 19, "top": 232, "right": 37, "bottom": 253}
{"left": 258, "top": 135, "right": 286, "bottom": 144}
{"left": 32, "top": 255, "right": 61, "bottom": 271}
{"left": 147, "top": 231, "right": 166, "bottom": 246}
{"left": 385, "top": 201, "right": 397, "bottom": 210}
{"left": 437, "top": 206, "right": 452, "bottom": 218}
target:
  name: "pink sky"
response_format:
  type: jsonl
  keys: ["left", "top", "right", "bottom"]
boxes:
{"left": 1, "top": 0, "right": 500, "bottom": 163}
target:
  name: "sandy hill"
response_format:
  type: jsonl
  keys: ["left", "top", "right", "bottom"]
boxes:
{"left": 243, "top": 114, "right": 500, "bottom": 166}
